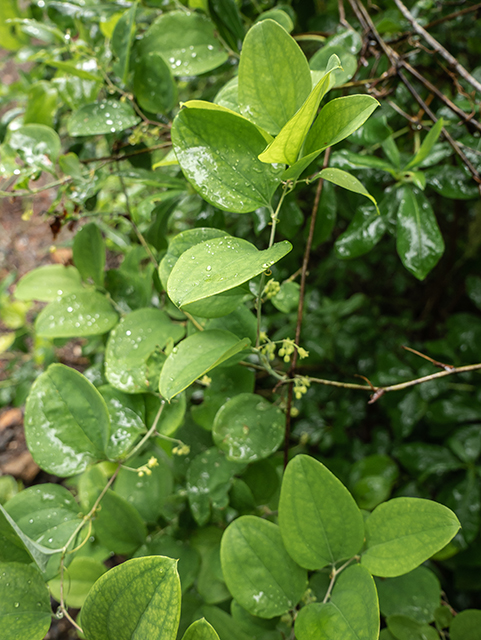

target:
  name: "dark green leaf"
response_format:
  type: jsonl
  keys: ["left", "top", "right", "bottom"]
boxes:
{"left": 335, "top": 204, "right": 386, "bottom": 259}
{"left": 450, "top": 609, "right": 481, "bottom": 640}
{"left": 133, "top": 52, "right": 177, "bottom": 114}
{"left": 68, "top": 99, "right": 140, "bottom": 136}
{"left": 375, "top": 566, "right": 441, "bottom": 623}
{"left": 92, "top": 489, "right": 147, "bottom": 555}
{"left": 111, "top": 2, "right": 137, "bottom": 84}
{"left": 73, "top": 223, "right": 105, "bottom": 287}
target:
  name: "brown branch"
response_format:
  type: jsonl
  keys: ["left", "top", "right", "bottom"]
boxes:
{"left": 81, "top": 142, "right": 171, "bottom": 164}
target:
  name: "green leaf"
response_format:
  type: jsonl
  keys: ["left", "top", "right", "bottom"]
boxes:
{"left": 35, "top": 290, "right": 118, "bottom": 338}
{"left": 135, "top": 536, "right": 200, "bottom": 593}
{"left": 139, "top": 11, "right": 228, "bottom": 77}
{"left": 396, "top": 186, "right": 444, "bottom": 280}
{"left": 73, "top": 223, "right": 105, "bottom": 287}
{"left": 238, "top": 19, "right": 312, "bottom": 135}
{"left": 361, "top": 497, "right": 460, "bottom": 577}
{"left": 387, "top": 615, "right": 440, "bottom": 640}
{"left": 99, "top": 386, "right": 146, "bottom": 459}
{"left": 278, "top": 455, "right": 364, "bottom": 570}
{"left": 182, "top": 618, "right": 220, "bottom": 640}
{"left": 172, "top": 105, "right": 283, "bottom": 213}
{"left": 111, "top": 2, "right": 137, "bottom": 84}
{"left": 0, "top": 0, "right": 27, "bottom": 50}
{"left": 0, "top": 505, "right": 52, "bottom": 571}
{"left": 46, "top": 60, "right": 101, "bottom": 82}
{"left": 159, "top": 330, "right": 251, "bottom": 401}
{"left": 133, "top": 52, "right": 177, "bottom": 114}
{"left": 254, "top": 9, "right": 294, "bottom": 33}
{"left": 14, "top": 265, "right": 84, "bottom": 302}
{"left": 319, "top": 168, "right": 380, "bottom": 214}
{"left": 92, "top": 489, "right": 147, "bottom": 555}
{"left": 8, "top": 123, "right": 61, "bottom": 164}
{"left": 349, "top": 454, "right": 398, "bottom": 511}
{"left": 450, "top": 609, "right": 481, "bottom": 640}
{"left": 48, "top": 557, "right": 106, "bottom": 609}
{"left": 82, "top": 556, "right": 181, "bottom": 640}
{"left": 310, "top": 45, "right": 357, "bottom": 88}
{"left": 67, "top": 99, "right": 140, "bottom": 136}
{"left": 24, "top": 81, "right": 58, "bottom": 128}
{"left": 207, "top": 0, "right": 244, "bottom": 52}
{"left": 213, "top": 393, "right": 284, "bottom": 462}
{"left": 404, "top": 119, "right": 444, "bottom": 170}
{"left": 220, "top": 516, "right": 307, "bottom": 618}
{"left": 24, "top": 364, "right": 110, "bottom": 476}
{"left": 0, "top": 562, "right": 51, "bottom": 640}
{"left": 105, "top": 308, "right": 185, "bottom": 394}
{"left": 167, "top": 236, "right": 292, "bottom": 308}
{"left": 258, "top": 56, "right": 341, "bottom": 165}
{"left": 426, "top": 165, "right": 479, "bottom": 200}
{"left": 271, "top": 280, "right": 300, "bottom": 313}
{"left": 375, "top": 566, "right": 441, "bottom": 624}
{"left": 295, "top": 565, "right": 379, "bottom": 640}
{"left": 201, "top": 605, "right": 253, "bottom": 640}
{"left": 335, "top": 204, "right": 386, "bottom": 259}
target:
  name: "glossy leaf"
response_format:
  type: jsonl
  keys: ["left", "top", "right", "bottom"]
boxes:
{"left": 8, "top": 123, "right": 61, "bottom": 164}
{"left": 133, "top": 52, "right": 177, "bottom": 114}
{"left": 220, "top": 516, "right": 307, "bottom": 618}
{"left": 99, "top": 386, "right": 146, "bottom": 460}
{"left": 361, "top": 497, "right": 460, "bottom": 577}
{"left": 68, "top": 99, "right": 140, "bottom": 136}
{"left": 160, "top": 330, "right": 251, "bottom": 401}
{"left": 213, "top": 393, "right": 284, "bottom": 462}
{"left": 24, "top": 364, "right": 110, "bottom": 476}
{"left": 0, "top": 505, "right": 52, "bottom": 572}
{"left": 335, "top": 204, "right": 386, "bottom": 259}
{"left": 48, "top": 557, "right": 106, "bottom": 609}
{"left": 73, "top": 223, "right": 105, "bottom": 287}
{"left": 310, "top": 45, "right": 357, "bottom": 87}
{"left": 82, "top": 556, "right": 181, "bottom": 640}
{"left": 208, "top": 0, "right": 244, "bottom": 52}
{"left": 405, "top": 119, "right": 444, "bottom": 170}
{"left": 182, "top": 618, "right": 220, "bottom": 640}
{"left": 168, "top": 236, "right": 291, "bottom": 308}
{"left": 92, "top": 490, "right": 147, "bottom": 555}
{"left": 279, "top": 455, "right": 364, "bottom": 570}
{"left": 254, "top": 9, "right": 294, "bottom": 32}
{"left": 450, "top": 609, "right": 481, "bottom": 640}
{"left": 0, "top": 562, "right": 51, "bottom": 640}
{"left": 135, "top": 536, "right": 200, "bottom": 593}
{"left": 111, "top": 2, "right": 137, "bottom": 84}
{"left": 426, "top": 165, "right": 479, "bottom": 200}
{"left": 172, "top": 105, "right": 283, "bottom": 213}
{"left": 238, "top": 19, "right": 312, "bottom": 135}
{"left": 35, "top": 290, "right": 118, "bottom": 338}
{"left": 139, "top": 11, "right": 227, "bottom": 76}
{"left": 396, "top": 186, "right": 444, "bottom": 281}
{"left": 201, "top": 605, "right": 253, "bottom": 640}
{"left": 295, "top": 565, "right": 379, "bottom": 640}
{"left": 14, "top": 265, "right": 84, "bottom": 302}
{"left": 319, "top": 168, "right": 380, "bottom": 214}
{"left": 24, "top": 81, "right": 57, "bottom": 128}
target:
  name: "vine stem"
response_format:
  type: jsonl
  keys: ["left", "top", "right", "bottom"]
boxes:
{"left": 323, "top": 557, "right": 357, "bottom": 603}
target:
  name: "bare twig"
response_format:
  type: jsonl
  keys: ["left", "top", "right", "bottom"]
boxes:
{"left": 81, "top": 142, "right": 171, "bottom": 164}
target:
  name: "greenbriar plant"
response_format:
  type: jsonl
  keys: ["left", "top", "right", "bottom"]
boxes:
{"left": 2, "top": 2, "right": 481, "bottom": 640}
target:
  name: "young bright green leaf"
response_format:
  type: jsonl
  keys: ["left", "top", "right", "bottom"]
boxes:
{"left": 73, "top": 223, "right": 105, "bottom": 287}
{"left": 172, "top": 105, "right": 283, "bottom": 213}
{"left": 335, "top": 204, "right": 386, "bottom": 259}
{"left": 258, "top": 56, "right": 341, "bottom": 165}
{"left": 0, "top": 0, "right": 27, "bottom": 50}
{"left": 238, "top": 19, "right": 312, "bottom": 135}
{"left": 82, "top": 556, "right": 181, "bottom": 640}
{"left": 214, "top": 76, "right": 240, "bottom": 113}
{"left": 295, "top": 565, "right": 379, "bottom": 640}
{"left": 35, "top": 290, "right": 118, "bottom": 338}
{"left": 48, "top": 556, "right": 106, "bottom": 609}
{"left": 396, "top": 186, "right": 444, "bottom": 281}
{"left": 361, "top": 497, "right": 460, "bottom": 577}
{"left": 99, "top": 386, "right": 146, "bottom": 460}
{"left": 213, "top": 393, "right": 284, "bottom": 462}
{"left": 8, "top": 123, "right": 61, "bottom": 164}
{"left": 133, "top": 52, "right": 177, "bottom": 114}
{"left": 387, "top": 615, "right": 439, "bottom": 640}
{"left": 92, "top": 489, "right": 147, "bottom": 555}
{"left": 139, "top": 11, "right": 227, "bottom": 76}
{"left": 111, "top": 2, "right": 137, "bottom": 84}
{"left": 105, "top": 308, "right": 185, "bottom": 394}
{"left": 254, "top": 9, "right": 294, "bottom": 32}
{"left": 278, "top": 455, "right": 364, "bottom": 570}
{"left": 146, "top": 393, "right": 186, "bottom": 437}
{"left": 45, "top": 60, "right": 101, "bottom": 82}
{"left": 310, "top": 45, "right": 357, "bottom": 88}
{"left": 182, "top": 618, "right": 220, "bottom": 640}
{"left": 167, "top": 236, "right": 292, "bottom": 308}
{"left": 67, "top": 99, "right": 140, "bottom": 136}
{"left": 0, "top": 562, "right": 51, "bottom": 640}
{"left": 25, "top": 364, "right": 110, "bottom": 476}
{"left": 14, "top": 264, "right": 84, "bottom": 301}
{"left": 318, "top": 168, "right": 380, "bottom": 214}
{"left": 404, "top": 118, "right": 444, "bottom": 171}
{"left": 450, "top": 609, "right": 481, "bottom": 640}
{"left": 220, "top": 516, "right": 308, "bottom": 618}
{"left": 159, "top": 330, "right": 251, "bottom": 401}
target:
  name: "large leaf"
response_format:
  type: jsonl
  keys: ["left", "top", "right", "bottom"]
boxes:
{"left": 68, "top": 99, "right": 140, "bottom": 136}
{"left": 159, "top": 330, "right": 251, "bottom": 401}
{"left": 278, "top": 455, "right": 364, "bottom": 570}
{"left": 220, "top": 516, "right": 307, "bottom": 618}
{"left": 167, "top": 236, "right": 292, "bottom": 308}
{"left": 295, "top": 565, "right": 379, "bottom": 640}
{"left": 450, "top": 609, "right": 481, "bottom": 640}
{"left": 138, "top": 11, "right": 227, "bottom": 76}
{"left": 24, "top": 364, "right": 110, "bottom": 476}
{"left": 319, "top": 168, "right": 380, "bottom": 214}
{"left": 14, "top": 264, "right": 84, "bottom": 302}
{"left": 35, "top": 290, "right": 118, "bottom": 338}
{"left": 238, "top": 19, "right": 312, "bottom": 135}
{"left": 0, "top": 562, "right": 51, "bottom": 640}
{"left": 396, "top": 185, "right": 444, "bottom": 281}
{"left": 172, "top": 105, "right": 283, "bottom": 213}
{"left": 0, "top": 0, "right": 27, "bottom": 50}
{"left": 82, "top": 556, "right": 181, "bottom": 640}
{"left": 73, "top": 222, "right": 105, "bottom": 287}
{"left": 133, "top": 52, "right": 177, "bottom": 114}
{"left": 361, "top": 497, "right": 460, "bottom": 577}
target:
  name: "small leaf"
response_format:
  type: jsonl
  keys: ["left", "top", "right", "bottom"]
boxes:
{"left": 361, "top": 497, "right": 460, "bottom": 577}
{"left": 207, "top": 0, "right": 244, "bottom": 52}
{"left": 73, "top": 223, "right": 105, "bottom": 287}
{"left": 48, "top": 557, "right": 106, "bottom": 609}
{"left": 24, "top": 364, "right": 110, "bottom": 476}
{"left": 220, "top": 516, "right": 307, "bottom": 618}
{"left": 133, "top": 52, "right": 177, "bottom": 114}
{"left": 319, "top": 168, "right": 380, "bottom": 214}
{"left": 111, "top": 2, "right": 137, "bottom": 84}
{"left": 238, "top": 19, "right": 312, "bottom": 135}
{"left": 0, "top": 505, "right": 52, "bottom": 572}
{"left": 8, "top": 123, "right": 61, "bottom": 164}
{"left": 387, "top": 615, "right": 440, "bottom": 640}
{"left": 67, "top": 99, "right": 140, "bottom": 136}
{"left": 310, "top": 44, "right": 357, "bottom": 87}
{"left": 82, "top": 556, "right": 181, "bottom": 640}
{"left": 450, "top": 609, "right": 481, "bottom": 640}
{"left": 0, "top": 562, "right": 51, "bottom": 640}
{"left": 182, "top": 618, "right": 220, "bottom": 640}
{"left": 159, "top": 330, "right": 251, "bottom": 401}
{"left": 279, "top": 455, "right": 364, "bottom": 570}
{"left": 35, "top": 290, "right": 118, "bottom": 338}
{"left": 404, "top": 118, "right": 444, "bottom": 170}
{"left": 335, "top": 204, "right": 386, "bottom": 259}
{"left": 14, "top": 265, "right": 84, "bottom": 301}
{"left": 396, "top": 186, "right": 444, "bottom": 280}
{"left": 167, "top": 236, "right": 292, "bottom": 308}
